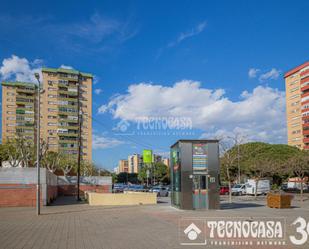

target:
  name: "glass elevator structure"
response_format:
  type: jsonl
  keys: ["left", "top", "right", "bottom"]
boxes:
{"left": 170, "top": 140, "right": 220, "bottom": 210}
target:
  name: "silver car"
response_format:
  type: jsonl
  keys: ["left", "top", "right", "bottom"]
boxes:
{"left": 151, "top": 186, "right": 169, "bottom": 197}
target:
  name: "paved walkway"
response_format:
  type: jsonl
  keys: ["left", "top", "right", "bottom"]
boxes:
{"left": 0, "top": 196, "right": 309, "bottom": 249}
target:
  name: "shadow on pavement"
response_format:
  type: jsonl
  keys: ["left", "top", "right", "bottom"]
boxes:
{"left": 220, "top": 202, "right": 264, "bottom": 209}
{"left": 49, "top": 196, "right": 86, "bottom": 206}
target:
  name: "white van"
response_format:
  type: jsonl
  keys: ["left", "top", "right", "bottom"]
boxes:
{"left": 246, "top": 179, "right": 270, "bottom": 195}
{"left": 231, "top": 184, "right": 247, "bottom": 195}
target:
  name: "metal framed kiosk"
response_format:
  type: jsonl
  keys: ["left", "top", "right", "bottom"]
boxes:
{"left": 170, "top": 140, "right": 220, "bottom": 210}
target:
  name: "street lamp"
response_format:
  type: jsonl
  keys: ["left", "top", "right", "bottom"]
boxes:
{"left": 34, "top": 72, "right": 41, "bottom": 215}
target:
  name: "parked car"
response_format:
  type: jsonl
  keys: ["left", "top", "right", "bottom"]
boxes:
{"left": 231, "top": 184, "right": 247, "bottom": 195}
{"left": 220, "top": 186, "right": 230, "bottom": 195}
{"left": 281, "top": 183, "right": 288, "bottom": 191}
{"left": 150, "top": 186, "right": 169, "bottom": 197}
{"left": 245, "top": 179, "right": 270, "bottom": 195}
{"left": 113, "top": 183, "right": 126, "bottom": 193}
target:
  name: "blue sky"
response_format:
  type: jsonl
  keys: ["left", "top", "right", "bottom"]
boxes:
{"left": 0, "top": 0, "right": 309, "bottom": 170}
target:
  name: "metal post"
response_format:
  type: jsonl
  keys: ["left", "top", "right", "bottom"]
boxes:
{"left": 34, "top": 73, "right": 41, "bottom": 215}
{"left": 237, "top": 144, "right": 240, "bottom": 183}
{"left": 77, "top": 73, "right": 82, "bottom": 201}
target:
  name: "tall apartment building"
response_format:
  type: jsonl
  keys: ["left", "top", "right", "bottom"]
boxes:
{"left": 118, "top": 159, "right": 129, "bottom": 173}
{"left": 128, "top": 154, "right": 142, "bottom": 173}
{"left": 1, "top": 82, "right": 37, "bottom": 143}
{"left": 41, "top": 67, "right": 93, "bottom": 161}
{"left": 284, "top": 61, "right": 309, "bottom": 150}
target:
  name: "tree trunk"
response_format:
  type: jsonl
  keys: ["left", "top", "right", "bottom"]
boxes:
{"left": 255, "top": 179, "right": 259, "bottom": 199}
{"left": 300, "top": 180, "right": 303, "bottom": 203}
{"left": 228, "top": 181, "right": 232, "bottom": 203}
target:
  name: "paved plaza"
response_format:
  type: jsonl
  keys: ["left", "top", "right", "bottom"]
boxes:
{"left": 0, "top": 195, "right": 309, "bottom": 249}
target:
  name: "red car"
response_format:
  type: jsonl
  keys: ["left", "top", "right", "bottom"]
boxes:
{"left": 220, "top": 186, "right": 230, "bottom": 195}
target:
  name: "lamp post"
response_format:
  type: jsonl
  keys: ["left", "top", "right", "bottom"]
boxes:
{"left": 34, "top": 73, "right": 41, "bottom": 215}
{"left": 76, "top": 73, "right": 82, "bottom": 201}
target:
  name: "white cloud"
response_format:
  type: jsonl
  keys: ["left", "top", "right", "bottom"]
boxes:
{"left": 259, "top": 68, "right": 281, "bottom": 82}
{"left": 168, "top": 21, "right": 207, "bottom": 47}
{"left": 99, "top": 80, "right": 286, "bottom": 144}
{"left": 0, "top": 55, "right": 43, "bottom": 82}
{"left": 93, "top": 75, "right": 100, "bottom": 85}
{"left": 92, "top": 134, "right": 124, "bottom": 149}
{"left": 248, "top": 68, "right": 260, "bottom": 78}
{"left": 94, "top": 88, "right": 103, "bottom": 95}
{"left": 60, "top": 64, "right": 73, "bottom": 70}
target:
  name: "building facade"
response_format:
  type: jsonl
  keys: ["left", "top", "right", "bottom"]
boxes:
{"left": 128, "top": 154, "right": 142, "bottom": 173}
{"left": 41, "top": 67, "right": 93, "bottom": 161}
{"left": 1, "top": 67, "right": 93, "bottom": 162}
{"left": 118, "top": 159, "right": 129, "bottom": 173}
{"left": 1, "top": 82, "right": 37, "bottom": 143}
{"left": 284, "top": 61, "right": 309, "bottom": 150}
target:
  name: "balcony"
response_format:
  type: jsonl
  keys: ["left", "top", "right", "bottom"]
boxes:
{"left": 16, "top": 109, "right": 25, "bottom": 114}
{"left": 16, "top": 94, "right": 34, "bottom": 99}
{"left": 58, "top": 124, "right": 79, "bottom": 130}
{"left": 59, "top": 147, "right": 78, "bottom": 150}
{"left": 303, "top": 137, "right": 309, "bottom": 143}
{"left": 16, "top": 88, "right": 35, "bottom": 94}
{"left": 58, "top": 96, "right": 78, "bottom": 102}
{"left": 16, "top": 100, "right": 34, "bottom": 105}
{"left": 301, "top": 84, "right": 309, "bottom": 92}
{"left": 59, "top": 75, "right": 78, "bottom": 82}
{"left": 59, "top": 139, "right": 78, "bottom": 143}
{"left": 301, "top": 69, "right": 309, "bottom": 77}
{"left": 58, "top": 118, "right": 78, "bottom": 123}
{"left": 303, "top": 130, "right": 309, "bottom": 135}
{"left": 302, "top": 107, "right": 309, "bottom": 113}
{"left": 58, "top": 133, "right": 78, "bottom": 137}
{"left": 304, "top": 145, "right": 309, "bottom": 150}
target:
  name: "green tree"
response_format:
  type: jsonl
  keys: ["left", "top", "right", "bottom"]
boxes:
{"left": 4, "top": 139, "right": 21, "bottom": 167}
{"left": 282, "top": 151, "right": 309, "bottom": 202}
{"left": 42, "top": 151, "right": 60, "bottom": 173}
{"left": 58, "top": 154, "right": 76, "bottom": 176}
{"left": 153, "top": 162, "right": 169, "bottom": 184}
{"left": 0, "top": 143, "right": 9, "bottom": 166}
{"left": 81, "top": 161, "right": 96, "bottom": 176}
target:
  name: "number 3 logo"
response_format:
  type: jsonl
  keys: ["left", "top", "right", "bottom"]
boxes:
{"left": 290, "top": 217, "right": 309, "bottom": 245}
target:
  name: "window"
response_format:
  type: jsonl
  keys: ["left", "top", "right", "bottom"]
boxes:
{"left": 291, "top": 137, "right": 301, "bottom": 141}
{"left": 48, "top": 80, "right": 53, "bottom": 85}
{"left": 48, "top": 101, "right": 57, "bottom": 105}
{"left": 48, "top": 144, "right": 58, "bottom": 148}
{"left": 302, "top": 96, "right": 309, "bottom": 102}
{"left": 48, "top": 87, "right": 57, "bottom": 91}
{"left": 48, "top": 94, "right": 57, "bottom": 98}
{"left": 290, "top": 94, "right": 300, "bottom": 100}
{"left": 59, "top": 80, "right": 68, "bottom": 85}
{"left": 289, "top": 80, "right": 298, "bottom": 86}
{"left": 7, "top": 92, "right": 15, "bottom": 96}
{"left": 6, "top": 111, "right": 14, "bottom": 114}
{"left": 48, "top": 122, "right": 57, "bottom": 126}
{"left": 292, "top": 130, "right": 301, "bottom": 134}
{"left": 6, "top": 105, "right": 14, "bottom": 108}
{"left": 48, "top": 115, "right": 57, "bottom": 119}
{"left": 291, "top": 116, "right": 301, "bottom": 120}
{"left": 48, "top": 108, "right": 57, "bottom": 112}
{"left": 291, "top": 109, "right": 299, "bottom": 114}
{"left": 6, "top": 117, "right": 15, "bottom": 120}
{"left": 291, "top": 101, "right": 300, "bottom": 106}
{"left": 290, "top": 87, "right": 299, "bottom": 93}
